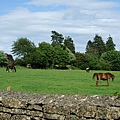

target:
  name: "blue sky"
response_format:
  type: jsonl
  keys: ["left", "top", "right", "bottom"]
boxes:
{"left": 0, "top": 0, "right": 120, "bottom": 55}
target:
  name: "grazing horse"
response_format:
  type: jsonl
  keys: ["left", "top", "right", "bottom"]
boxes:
{"left": 93, "top": 72, "right": 115, "bottom": 86}
{"left": 86, "top": 67, "right": 90, "bottom": 72}
{"left": 26, "top": 64, "right": 31, "bottom": 69}
{"left": 5, "top": 53, "right": 16, "bottom": 72}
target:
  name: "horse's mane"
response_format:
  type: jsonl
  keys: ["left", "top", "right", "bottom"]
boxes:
{"left": 105, "top": 72, "right": 115, "bottom": 77}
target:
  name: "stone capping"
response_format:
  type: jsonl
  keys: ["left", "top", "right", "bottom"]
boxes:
{"left": 0, "top": 90, "right": 120, "bottom": 120}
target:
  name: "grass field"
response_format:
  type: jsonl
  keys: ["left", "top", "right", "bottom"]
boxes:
{"left": 0, "top": 67, "right": 120, "bottom": 95}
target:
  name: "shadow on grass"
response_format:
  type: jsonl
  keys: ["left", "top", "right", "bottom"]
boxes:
{"left": 90, "top": 85, "right": 110, "bottom": 87}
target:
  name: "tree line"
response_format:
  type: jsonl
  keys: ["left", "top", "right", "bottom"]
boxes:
{"left": 0, "top": 31, "right": 120, "bottom": 70}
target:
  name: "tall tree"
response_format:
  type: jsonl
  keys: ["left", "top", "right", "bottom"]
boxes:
{"left": 93, "top": 34, "right": 106, "bottom": 58}
{"left": 51, "top": 31, "right": 64, "bottom": 47}
{"left": 64, "top": 36, "right": 75, "bottom": 54}
{"left": 85, "top": 40, "right": 94, "bottom": 55}
{"left": 86, "top": 34, "right": 106, "bottom": 58}
{"left": 106, "top": 35, "right": 116, "bottom": 51}
{"left": 11, "top": 37, "right": 36, "bottom": 57}
{"left": 38, "top": 42, "right": 54, "bottom": 68}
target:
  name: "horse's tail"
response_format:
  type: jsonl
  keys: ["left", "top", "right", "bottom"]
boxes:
{"left": 92, "top": 73, "right": 97, "bottom": 79}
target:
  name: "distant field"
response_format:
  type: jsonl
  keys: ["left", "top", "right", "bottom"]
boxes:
{"left": 0, "top": 67, "right": 119, "bottom": 95}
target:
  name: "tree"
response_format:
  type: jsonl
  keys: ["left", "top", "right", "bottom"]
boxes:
{"left": 93, "top": 34, "right": 106, "bottom": 58}
{"left": 28, "top": 48, "right": 47, "bottom": 69}
{"left": 11, "top": 37, "right": 36, "bottom": 57}
{"left": 106, "top": 35, "right": 116, "bottom": 51}
{"left": 74, "top": 52, "right": 89, "bottom": 69}
{"left": 86, "top": 55, "right": 101, "bottom": 70}
{"left": 66, "top": 47, "right": 76, "bottom": 65}
{"left": 14, "top": 57, "right": 26, "bottom": 66}
{"left": 101, "top": 50, "right": 120, "bottom": 71}
{"left": 74, "top": 52, "right": 100, "bottom": 70}
{"left": 38, "top": 42, "right": 54, "bottom": 68}
{"left": 64, "top": 36, "right": 75, "bottom": 54}
{"left": 51, "top": 31, "right": 64, "bottom": 47}
{"left": 53, "top": 45, "right": 70, "bottom": 68}
{"left": 0, "top": 51, "right": 8, "bottom": 67}
{"left": 99, "top": 58, "right": 111, "bottom": 70}
{"left": 85, "top": 40, "right": 94, "bottom": 55}
{"left": 86, "top": 34, "right": 106, "bottom": 58}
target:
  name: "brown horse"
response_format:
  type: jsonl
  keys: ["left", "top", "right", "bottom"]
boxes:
{"left": 93, "top": 72, "right": 115, "bottom": 86}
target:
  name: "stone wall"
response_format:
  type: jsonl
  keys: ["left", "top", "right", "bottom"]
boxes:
{"left": 0, "top": 90, "right": 120, "bottom": 120}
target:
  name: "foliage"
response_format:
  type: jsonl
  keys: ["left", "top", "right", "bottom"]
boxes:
{"left": 51, "top": 31, "right": 76, "bottom": 66}
{"left": 86, "top": 40, "right": 94, "bottom": 56}
{"left": 14, "top": 58, "right": 26, "bottom": 66}
{"left": 74, "top": 52, "right": 100, "bottom": 70}
{"left": 85, "top": 34, "right": 116, "bottom": 70}
{"left": 28, "top": 48, "right": 47, "bottom": 69}
{"left": 106, "top": 35, "right": 115, "bottom": 51}
{"left": 74, "top": 52, "right": 89, "bottom": 69}
{"left": 53, "top": 45, "right": 70, "bottom": 68}
{"left": 86, "top": 34, "right": 106, "bottom": 58}
{"left": 66, "top": 47, "right": 76, "bottom": 64}
{"left": 93, "top": 34, "right": 106, "bottom": 57}
{"left": 11, "top": 37, "right": 36, "bottom": 57}
{"left": 64, "top": 36, "right": 75, "bottom": 54}
{"left": 1, "top": 31, "right": 117, "bottom": 70}
{"left": 86, "top": 55, "right": 101, "bottom": 70}
{"left": 51, "top": 31, "right": 64, "bottom": 47}
{"left": 9, "top": 31, "right": 73, "bottom": 69}
{"left": 38, "top": 42, "right": 53, "bottom": 68}
{"left": 86, "top": 35, "right": 116, "bottom": 58}
{"left": 99, "top": 58, "right": 111, "bottom": 70}
{"left": 101, "top": 50, "right": 120, "bottom": 71}
{"left": 0, "top": 51, "right": 8, "bottom": 67}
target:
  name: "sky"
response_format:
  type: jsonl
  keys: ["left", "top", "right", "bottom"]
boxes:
{"left": 1, "top": 0, "right": 120, "bottom": 55}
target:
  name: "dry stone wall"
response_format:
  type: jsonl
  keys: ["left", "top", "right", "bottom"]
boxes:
{"left": 0, "top": 90, "right": 120, "bottom": 120}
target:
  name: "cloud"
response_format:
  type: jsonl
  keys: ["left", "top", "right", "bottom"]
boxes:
{"left": 0, "top": 0, "right": 120, "bottom": 54}
{"left": 26, "top": 0, "right": 120, "bottom": 9}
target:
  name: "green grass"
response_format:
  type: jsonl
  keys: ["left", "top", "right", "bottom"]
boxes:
{"left": 0, "top": 67, "right": 120, "bottom": 95}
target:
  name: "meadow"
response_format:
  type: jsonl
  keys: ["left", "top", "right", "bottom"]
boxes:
{"left": 0, "top": 67, "right": 120, "bottom": 95}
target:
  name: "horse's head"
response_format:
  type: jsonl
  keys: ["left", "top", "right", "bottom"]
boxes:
{"left": 111, "top": 74, "right": 115, "bottom": 81}
{"left": 106, "top": 72, "right": 115, "bottom": 82}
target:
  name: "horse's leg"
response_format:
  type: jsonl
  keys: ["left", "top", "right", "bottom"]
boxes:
{"left": 96, "top": 80, "right": 100, "bottom": 86}
{"left": 107, "top": 80, "right": 109, "bottom": 86}
{"left": 6, "top": 66, "right": 9, "bottom": 72}
{"left": 14, "top": 66, "right": 16, "bottom": 72}
{"left": 96, "top": 76, "right": 100, "bottom": 86}
{"left": 96, "top": 80, "right": 99, "bottom": 86}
